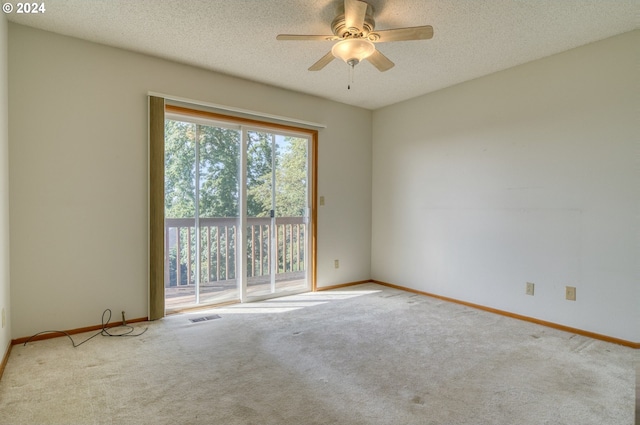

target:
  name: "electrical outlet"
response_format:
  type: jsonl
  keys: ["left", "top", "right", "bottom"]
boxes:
{"left": 334, "top": 259, "right": 339, "bottom": 269}
{"left": 565, "top": 286, "right": 576, "bottom": 301}
{"left": 526, "top": 282, "right": 535, "bottom": 296}
{"left": 320, "top": 196, "right": 325, "bottom": 206}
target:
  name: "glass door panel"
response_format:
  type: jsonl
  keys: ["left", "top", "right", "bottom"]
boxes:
{"left": 164, "top": 117, "right": 240, "bottom": 312}
{"left": 164, "top": 119, "right": 197, "bottom": 310}
{"left": 197, "top": 124, "right": 240, "bottom": 305}
{"left": 245, "top": 130, "right": 310, "bottom": 300}
{"left": 245, "top": 130, "right": 275, "bottom": 298}
{"left": 274, "top": 135, "right": 309, "bottom": 294}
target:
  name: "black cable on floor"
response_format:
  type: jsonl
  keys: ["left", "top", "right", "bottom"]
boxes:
{"left": 22, "top": 309, "right": 148, "bottom": 348}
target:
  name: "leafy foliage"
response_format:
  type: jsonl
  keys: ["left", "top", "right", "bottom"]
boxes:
{"left": 166, "top": 121, "right": 307, "bottom": 219}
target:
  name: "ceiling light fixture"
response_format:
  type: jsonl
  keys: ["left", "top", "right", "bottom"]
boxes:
{"left": 331, "top": 38, "right": 375, "bottom": 89}
{"left": 331, "top": 38, "right": 375, "bottom": 67}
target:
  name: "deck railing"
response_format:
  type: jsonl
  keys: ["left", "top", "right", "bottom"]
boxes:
{"left": 164, "top": 217, "right": 306, "bottom": 288}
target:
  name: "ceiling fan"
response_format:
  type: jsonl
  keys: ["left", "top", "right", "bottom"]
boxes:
{"left": 276, "top": 0, "right": 434, "bottom": 73}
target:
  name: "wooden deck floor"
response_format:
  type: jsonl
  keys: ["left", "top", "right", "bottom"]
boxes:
{"left": 165, "top": 276, "right": 307, "bottom": 312}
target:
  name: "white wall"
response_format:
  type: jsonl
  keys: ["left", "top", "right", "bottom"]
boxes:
{"left": 0, "top": 14, "right": 10, "bottom": 352}
{"left": 372, "top": 30, "right": 640, "bottom": 342}
{"left": 8, "top": 24, "right": 372, "bottom": 338}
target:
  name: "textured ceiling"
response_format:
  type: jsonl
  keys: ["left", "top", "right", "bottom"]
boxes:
{"left": 7, "top": 0, "right": 639, "bottom": 110}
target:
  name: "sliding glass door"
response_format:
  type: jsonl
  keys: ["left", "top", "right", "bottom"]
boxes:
{"left": 244, "top": 129, "right": 310, "bottom": 300}
{"left": 163, "top": 111, "right": 311, "bottom": 312}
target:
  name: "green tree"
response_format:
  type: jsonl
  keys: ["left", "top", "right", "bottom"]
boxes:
{"left": 165, "top": 120, "right": 242, "bottom": 218}
{"left": 164, "top": 120, "right": 195, "bottom": 218}
{"left": 249, "top": 136, "right": 307, "bottom": 217}
{"left": 276, "top": 137, "right": 307, "bottom": 217}
{"left": 198, "top": 125, "right": 240, "bottom": 217}
{"left": 246, "top": 131, "right": 273, "bottom": 217}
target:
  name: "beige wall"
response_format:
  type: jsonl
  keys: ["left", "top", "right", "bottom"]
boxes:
{"left": 372, "top": 30, "right": 640, "bottom": 342}
{"left": 0, "top": 14, "right": 10, "bottom": 353}
{"left": 8, "top": 23, "right": 372, "bottom": 338}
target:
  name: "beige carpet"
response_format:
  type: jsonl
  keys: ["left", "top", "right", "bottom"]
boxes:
{"left": 0, "top": 283, "right": 635, "bottom": 424}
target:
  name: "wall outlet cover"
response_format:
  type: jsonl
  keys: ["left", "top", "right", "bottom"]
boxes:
{"left": 565, "top": 286, "right": 576, "bottom": 301}
{"left": 526, "top": 282, "right": 535, "bottom": 296}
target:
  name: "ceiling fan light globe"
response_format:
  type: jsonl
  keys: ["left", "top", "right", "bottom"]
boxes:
{"left": 331, "top": 38, "right": 375, "bottom": 65}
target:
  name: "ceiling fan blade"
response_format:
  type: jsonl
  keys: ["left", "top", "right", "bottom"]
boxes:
{"left": 366, "top": 50, "right": 395, "bottom": 72}
{"left": 371, "top": 26, "right": 434, "bottom": 42}
{"left": 344, "top": 0, "right": 367, "bottom": 31}
{"left": 308, "top": 51, "right": 335, "bottom": 71}
{"left": 277, "top": 34, "right": 337, "bottom": 41}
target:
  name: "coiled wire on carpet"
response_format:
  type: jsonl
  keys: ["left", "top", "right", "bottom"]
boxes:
{"left": 23, "top": 309, "right": 148, "bottom": 347}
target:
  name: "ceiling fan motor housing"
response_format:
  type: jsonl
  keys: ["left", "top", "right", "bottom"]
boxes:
{"left": 331, "top": 4, "right": 375, "bottom": 38}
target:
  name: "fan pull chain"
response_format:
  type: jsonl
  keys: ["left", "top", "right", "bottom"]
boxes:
{"left": 348, "top": 63, "right": 355, "bottom": 90}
